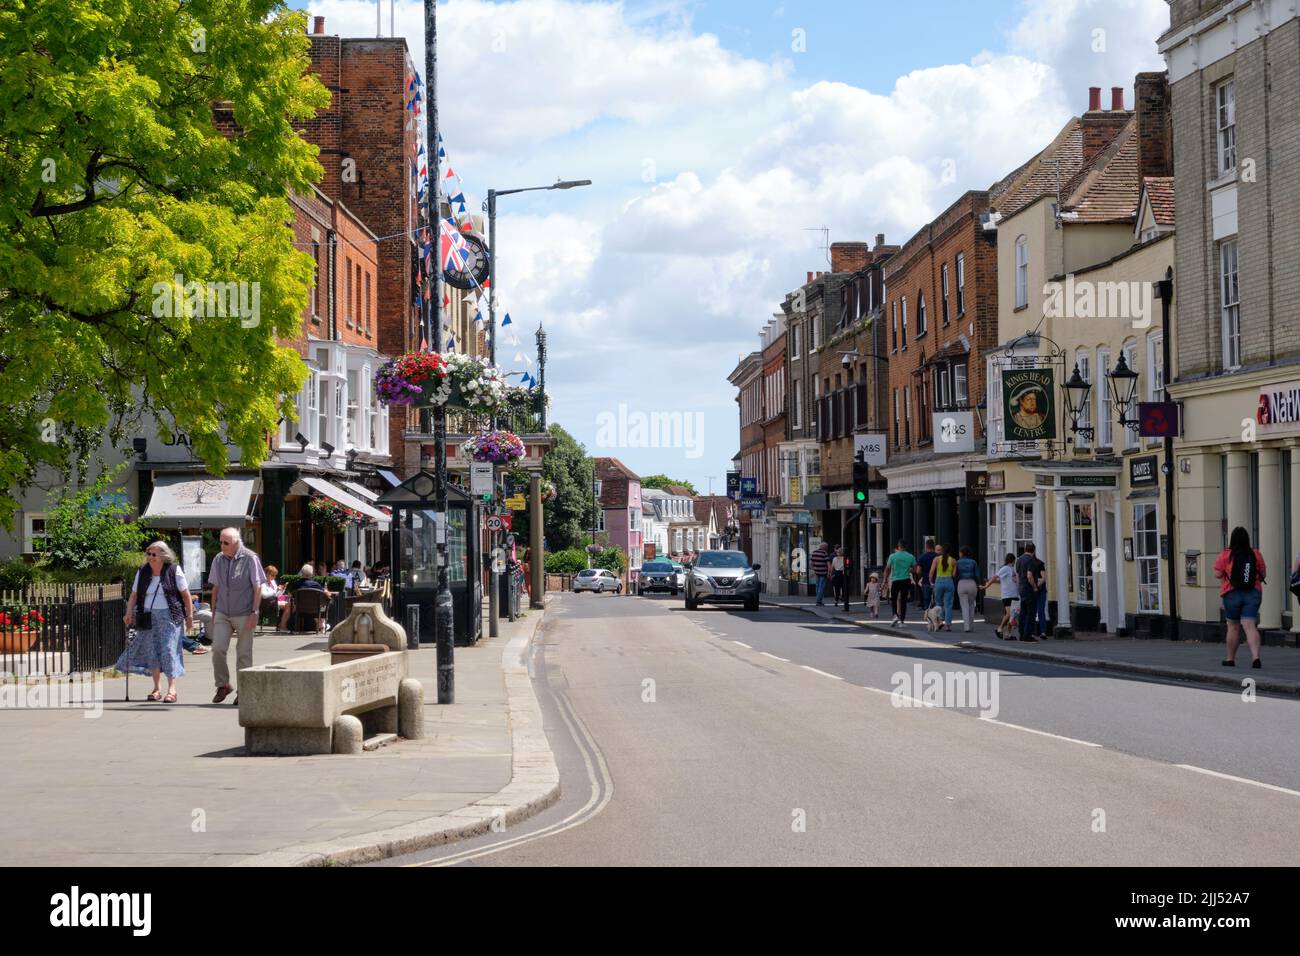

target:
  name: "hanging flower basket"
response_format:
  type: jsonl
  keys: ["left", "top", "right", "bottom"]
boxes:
{"left": 541, "top": 480, "right": 557, "bottom": 503}
{"left": 308, "top": 496, "right": 366, "bottom": 532}
{"left": 374, "top": 351, "right": 507, "bottom": 414}
{"left": 374, "top": 352, "right": 449, "bottom": 407}
{"left": 461, "top": 430, "right": 525, "bottom": 464}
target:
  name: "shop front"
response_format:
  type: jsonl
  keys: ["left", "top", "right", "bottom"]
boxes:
{"left": 1171, "top": 370, "right": 1300, "bottom": 642}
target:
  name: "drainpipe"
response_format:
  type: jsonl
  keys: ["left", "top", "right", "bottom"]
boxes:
{"left": 1158, "top": 274, "right": 1180, "bottom": 640}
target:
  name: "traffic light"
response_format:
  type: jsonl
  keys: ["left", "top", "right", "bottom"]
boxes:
{"left": 853, "top": 458, "right": 869, "bottom": 506}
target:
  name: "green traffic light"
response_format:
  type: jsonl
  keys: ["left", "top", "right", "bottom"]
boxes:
{"left": 854, "top": 490, "right": 866, "bottom": 502}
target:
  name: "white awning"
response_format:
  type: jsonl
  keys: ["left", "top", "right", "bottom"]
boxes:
{"left": 339, "top": 480, "right": 379, "bottom": 503}
{"left": 141, "top": 475, "right": 257, "bottom": 529}
{"left": 298, "top": 476, "right": 390, "bottom": 530}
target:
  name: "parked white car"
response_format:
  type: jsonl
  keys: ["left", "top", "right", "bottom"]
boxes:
{"left": 572, "top": 568, "right": 623, "bottom": 594}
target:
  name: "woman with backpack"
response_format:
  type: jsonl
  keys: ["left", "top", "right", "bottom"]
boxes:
{"left": 1213, "top": 526, "right": 1266, "bottom": 668}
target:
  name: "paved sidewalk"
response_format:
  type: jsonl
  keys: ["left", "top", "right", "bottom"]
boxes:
{"left": 764, "top": 596, "right": 1300, "bottom": 695}
{"left": 0, "top": 602, "right": 556, "bottom": 866}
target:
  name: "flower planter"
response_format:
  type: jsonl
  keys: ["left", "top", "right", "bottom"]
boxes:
{"left": 0, "top": 629, "right": 39, "bottom": 654}
{"left": 418, "top": 377, "right": 464, "bottom": 410}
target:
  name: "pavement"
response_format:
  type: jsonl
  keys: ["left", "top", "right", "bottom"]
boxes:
{"left": 0, "top": 601, "right": 557, "bottom": 867}
{"left": 764, "top": 595, "right": 1300, "bottom": 695}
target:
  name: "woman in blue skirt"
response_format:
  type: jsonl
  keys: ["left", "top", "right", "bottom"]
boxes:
{"left": 118, "top": 541, "right": 195, "bottom": 702}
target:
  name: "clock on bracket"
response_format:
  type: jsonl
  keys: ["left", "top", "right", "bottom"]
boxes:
{"left": 442, "top": 232, "right": 491, "bottom": 291}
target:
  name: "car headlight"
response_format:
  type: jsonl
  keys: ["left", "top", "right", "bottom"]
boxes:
{"left": 692, "top": 573, "right": 708, "bottom": 585}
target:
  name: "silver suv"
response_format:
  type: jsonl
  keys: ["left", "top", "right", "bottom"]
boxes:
{"left": 685, "top": 550, "right": 760, "bottom": 612}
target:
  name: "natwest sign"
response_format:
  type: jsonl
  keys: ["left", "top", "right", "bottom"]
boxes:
{"left": 1257, "top": 380, "right": 1300, "bottom": 432}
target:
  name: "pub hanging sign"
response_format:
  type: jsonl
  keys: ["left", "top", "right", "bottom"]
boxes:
{"left": 1003, "top": 368, "right": 1056, "bottom": 442}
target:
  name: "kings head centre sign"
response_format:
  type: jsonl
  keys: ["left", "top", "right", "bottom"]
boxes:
{"left": 1003, "top": 368, "right": 1056, "bottom": 442}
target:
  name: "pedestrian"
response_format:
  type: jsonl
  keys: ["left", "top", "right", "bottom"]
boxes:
{"left": 1014, "top": 544, "right": 1044, "bottom": 642}
{"left": 208, "top": 527, "right": 267, "bottom": 704}
{"left": 984, "top": 553, "right": 1018, "bottom": 639}
{"left": 865, "top": 573, "right": 882, "bottom": 619}
{"left": 916, "top": 537, "right": 937, "bottom": 612}
{"left": 838, "top": 547, "right": 853, "bottom": 611}
{"left": 930, "top": 543, "right": 956, "bottom": 631}
{"left": 810, "top": 541, "right": 831, "bottom": 606}
{"left": 953, "top": 546, "right": 982, "bottom": 633}
{"left": 1032, "top": 551, "right": 1050, "bottom": 637}
{"left": 830, "top": 546, "right": 847, "bottom": 605}
{"left": 1214, "top": 526, "right": 1266, "bottom": 668}
{"left": 909, "top": 561, "right": 924, "bottom": 609}
{"left": 886, "top": 540, "right": 917, "bottom": 627}
{"left": 118, "top": 541, "right": 195, "bottom": 703}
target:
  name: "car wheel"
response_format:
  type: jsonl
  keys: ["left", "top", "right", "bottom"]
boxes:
{"left": 745, "top": 597, "right": 759, "bottom": 612}
{"left": 671, "top": 587, "right": 679, "bottom": 596}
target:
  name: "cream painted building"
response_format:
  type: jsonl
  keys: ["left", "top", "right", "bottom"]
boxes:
{"left": 984, "top": 76, "right": 1178, "bottom": 636}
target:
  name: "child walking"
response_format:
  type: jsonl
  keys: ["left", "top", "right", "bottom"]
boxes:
{"left": 865, "top": 573, "right": 882, "bottom": 618}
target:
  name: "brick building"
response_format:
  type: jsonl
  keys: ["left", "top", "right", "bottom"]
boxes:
{"left": 727, "top": 350, "right": 763, "bottom": 559}
{"left": 1161, "top": 0, "right": 1300, "bottom": 641}
{"left": 880, "top": 191, "right": 1000, "bottom": 563}
{"left": 594, "top": 457, "right": 644, "bottom": 585}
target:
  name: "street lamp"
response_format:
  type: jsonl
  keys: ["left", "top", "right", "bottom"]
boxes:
{"left": 1108, "top": 351, "right": 1141, "bottom": 434}
{"left": 484, "top": 179, "right": 588, "bottom": 636}
{"left": 1062, "top": 364, "right": 1094, "bottom": 442}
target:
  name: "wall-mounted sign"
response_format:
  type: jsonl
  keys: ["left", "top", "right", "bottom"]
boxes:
{"left": 987, "top": 471, "right": 1005, "bottom": 492}
{"left": 1138, "top": 401, "right": 1180, "bottom": 438}
{"left": 1129, "top": 455, "right": 1159, "bottom": 487}
{"left": 740, "top": 477, "right": 758, "bottom": 498}
{"left": 965, "top": 470, "right": 989, "bottom": 498}
{"left": 1123, "top": 537, "right": 1134, "bottom": 562}
{"left": 933, "top": 412, "right": 974, "bottom": 453}
{"left": 644, "top": 543, "right": 657, "bottom": 561}
{"left": 726, "top": 471, "right": 740, "bottom": 499}
{"left": 740, "top": 498, "right": 765, "bottom": 512}
{"left": 505, "top": 494, "right": 526, "bottom": 510}
{"left": 1185, "top": 551, "right": 1200, "bottom": 586}
{"left": 1061, "top": 474, "right": 1117, "bottom": 488}
{"left": 1256, "top": 380, "right": 1300, "bottom": 433}
{"left": 853, "top": 433, "right": 887, "bottom": 466}
{"left": 1003, "top": 368, "right": 1056, "bottom": 442}
{"left": 470, "top": 462, "right": 494, "bottom": 498}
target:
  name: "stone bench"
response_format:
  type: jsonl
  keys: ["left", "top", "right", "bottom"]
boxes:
{"left": 238, "top": 603, "right": 424, "bottom": 755}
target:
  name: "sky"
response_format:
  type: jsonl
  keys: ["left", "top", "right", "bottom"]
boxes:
{"left": 293, "top": 0, "right": 1170, "bottom": 494}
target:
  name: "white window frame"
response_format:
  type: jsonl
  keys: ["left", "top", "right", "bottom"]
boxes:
{"left": 1220, "top": 239, "right": 1240, "bottom": 370}
{"left": 954, "top": 362, "right": 968, "bottom": 406}
{"left": 1071, "top": 501, "right": 1096, "bottom": 605}
{"left": 955, "top": 253, "right": 966, "bottom": 315}
{"left": 941, "top": 263, "right": 950, "bottom": 325}
{"left": 901, "top": 296, "right": 908, "bottom": 346}
{"left": 790, "top": 324, "right": 800, "bottom": 359}
{"left": 1134, "top": 502, "right": 1162, "bottom": 613}
{"left": 1216, "top": 79, "right": 1236, "bottom": 176}
{"left": 1097, "top": 349, "right": 1113, "bottom": 449}
{"left": 1123, "top": 340, "right": 1139, "bottom": 451}
{"left": 1074, "top": 349, "right": 1092, "bottom": 449}
{"left": 793, "top": 379, "right": 802, "bottom": 428}
{"left": 1015, "top": 236, "right": 1028, "bottom": 309}
{"left": 917, "top": 293, "right": 927, "bottom": 336}
{"left": 1146, "top": 332, "right": 1164, "bottom": 448}
{"left": 24, "top": 513, "right": 49, "bottom": 553}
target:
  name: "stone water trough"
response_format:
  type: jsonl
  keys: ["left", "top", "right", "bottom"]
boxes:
{"left": 238, "top": 603, "right": 425, "bottom": 755}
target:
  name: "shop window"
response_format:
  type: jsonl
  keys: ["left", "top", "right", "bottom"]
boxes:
{"left": 1071, "top": 502, "right": 1096, "bottom": 604}
{"left": 1134, "top": 503, "right": 1161, "bottom": 612}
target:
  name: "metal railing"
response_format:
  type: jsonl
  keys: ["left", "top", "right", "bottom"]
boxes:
{"left": 0, "top": 584, "right": 127, "bottom": 677}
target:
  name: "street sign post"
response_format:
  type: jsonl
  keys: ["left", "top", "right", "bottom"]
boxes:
{"left": 470, "top": 462, "right": 494, "bottom": 499}
{"left": 505, "top": 494, "right": 526, "bottom": 510}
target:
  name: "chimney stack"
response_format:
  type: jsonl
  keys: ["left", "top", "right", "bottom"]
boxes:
{"left": 875, "top": 233, "right": 885, "bottom": 247}
{"left": 1135, "top": 71, "right": 1173, "bottom": 181}
{"left": 830, "top": 241, "right": 871, "bottom": 274}
{"left": 806, "top": 271, "right": 813, "bottom": 284}
{"left": 1111, "top": 87, "right": 1125, "bottom": 111}
{"left": 313, "top": 16, "right": 325, "bottom": 34}
{"left": 1082, "top": 85, "right": 1129, "bottom": 164}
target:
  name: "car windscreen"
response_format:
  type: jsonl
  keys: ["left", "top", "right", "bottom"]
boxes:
{"left": 695, "top": 552, "right": 748, "bottom": 569}
{"left": 643, "top": 562, "right": 673, "bottom": 572}
{"left": 576, "top": 570, "right": 597, "bottom": 576}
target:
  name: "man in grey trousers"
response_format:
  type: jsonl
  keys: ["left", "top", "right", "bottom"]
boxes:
{"left": 208, "top": 527, "right": 267, "bottom": 703}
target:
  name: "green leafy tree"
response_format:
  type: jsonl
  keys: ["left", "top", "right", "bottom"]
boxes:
{"left": 593, "top": 546, "right": 626, "bottom": 576}
{"left": 640, "top": 474, "right": 698, "bottom": 495}
{"left": 40, "top": 466, "right": 144, "bottom": 573}
{"left": 511, "top": 424, "right": 596, "bottom": 552}
{"left": 543, "top": 548, "right": 588, "bottom": 574}
{"left": 0, "top": 1, "right": 331, "bottom": 529}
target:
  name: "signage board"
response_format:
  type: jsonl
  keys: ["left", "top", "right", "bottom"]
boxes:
{"left": 987, "top": 471, "right": 1006, "bottom": 492}
{"left": 643, "top": 543, "right": 657, "bottom": 561}
{"left": 1003, "top": 368, "right": 1056, "bottom": 442}
{"left": 470, "top": 462, "right": 494, "bottom": 498}
{"left": 965, "top": 470, "right": 989, "bottom": 498}
{"left": 1129, "top": 455, "right": 1159, "bottom": 487}
{"left": 1256, "top": 380, "right": 1300, "bottom": 433}
{"left": 740, "top": 498, "right": 765, "bottom": 512}
{"left": 1138, "top": 401, "right": 1180, "bottom": 439}
{"left": 853, "top": 433, "right": 887, "bottom": 466}
{"left": 505, "top": 494, "right": 526, "bottom": 510}
{"left": 932, "top": 413, "right": 974, "bottom": 453}
{"left": 486, "top": 515, "right": 505, "bottom": 532}
{"left": 740, "top": 477, "right": 758, "bottom": 498}
{"left": 181, "top": 536, "right": 205, "bottom": 591}
{"left": 1061, "top": 474, "right": 1117, "bottom": 488}
{"left": 726, "top": 472, "right": 740, "bottom": 499}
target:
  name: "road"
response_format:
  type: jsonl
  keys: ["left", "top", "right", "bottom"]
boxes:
{"left": 382, "top": 592, "right": 1300, "bottom": 866}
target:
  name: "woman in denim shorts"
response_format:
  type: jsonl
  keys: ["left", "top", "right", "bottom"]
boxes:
{"left": 1213, "top": 526, "right": 1266, "bottom": 669}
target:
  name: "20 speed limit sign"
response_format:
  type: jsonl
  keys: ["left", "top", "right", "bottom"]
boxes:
{"left": 486, "top": 515, "right": 505, "bottom": 532}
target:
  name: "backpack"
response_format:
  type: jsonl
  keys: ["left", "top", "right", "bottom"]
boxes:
{"left": 1229, "top": 549, "right": 1256, "bottom": 591}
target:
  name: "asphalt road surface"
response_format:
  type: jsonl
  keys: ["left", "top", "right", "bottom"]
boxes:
{"left": 382, "top": 592, "right": 1300, "bottom": 866}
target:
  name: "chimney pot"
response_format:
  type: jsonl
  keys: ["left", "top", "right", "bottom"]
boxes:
{"left": 806, "top": 271, "right": 813, "bottom": 284}
{"left": 1088, "top": 87, "right": 1101, "bottom": 111}
{"left": 313, "top": 15, "right": 325, "bottom": 34}
{"left": 1111, "top": 86, "right": 1125, "bottom": 111}
{"left": 876, "top": 233, "right": 885, "bottom": 246}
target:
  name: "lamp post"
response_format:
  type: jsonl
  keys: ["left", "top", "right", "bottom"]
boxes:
{"left": 484, "top": 180, "right": 588, "bottom": 635}
{"left": 1156, "top": 272, "right": 1179, "bottom": 640}
{"left": 422, "top": 0, "right": 453, "bottom": 703}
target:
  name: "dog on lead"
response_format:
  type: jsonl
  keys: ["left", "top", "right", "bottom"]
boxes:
{"left": 923, "top": 604, "right": 944, "bottom": 632}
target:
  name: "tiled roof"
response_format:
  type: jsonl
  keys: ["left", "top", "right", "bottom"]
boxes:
{"left": 692, "top": 497, "right": 712, "bottom": 524}
{"left": 595, "top": 457, "right": 639, "bottom": 482}
{"left": 1143, "top": 176, "right": 1175, "bottom": 226}
{"left": 664, "top": 484, "right": 694, "bottom": 497}
{"left": 1063, "top": 118, "right": 1141, "bottom": 223}
{"left": 993, "top": 118, "right": 1089, "bottom": 220}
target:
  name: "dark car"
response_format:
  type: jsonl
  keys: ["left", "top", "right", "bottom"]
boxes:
{"left": 638, "top": 559, "right": 682, "bottom": 595}
{"left": 685, "top": 550, "right": 760, "bottom": 612}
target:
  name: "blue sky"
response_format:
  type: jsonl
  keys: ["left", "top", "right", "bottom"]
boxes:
{"left": 297, "top": 0, "right": 1169, "bottom": 492}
